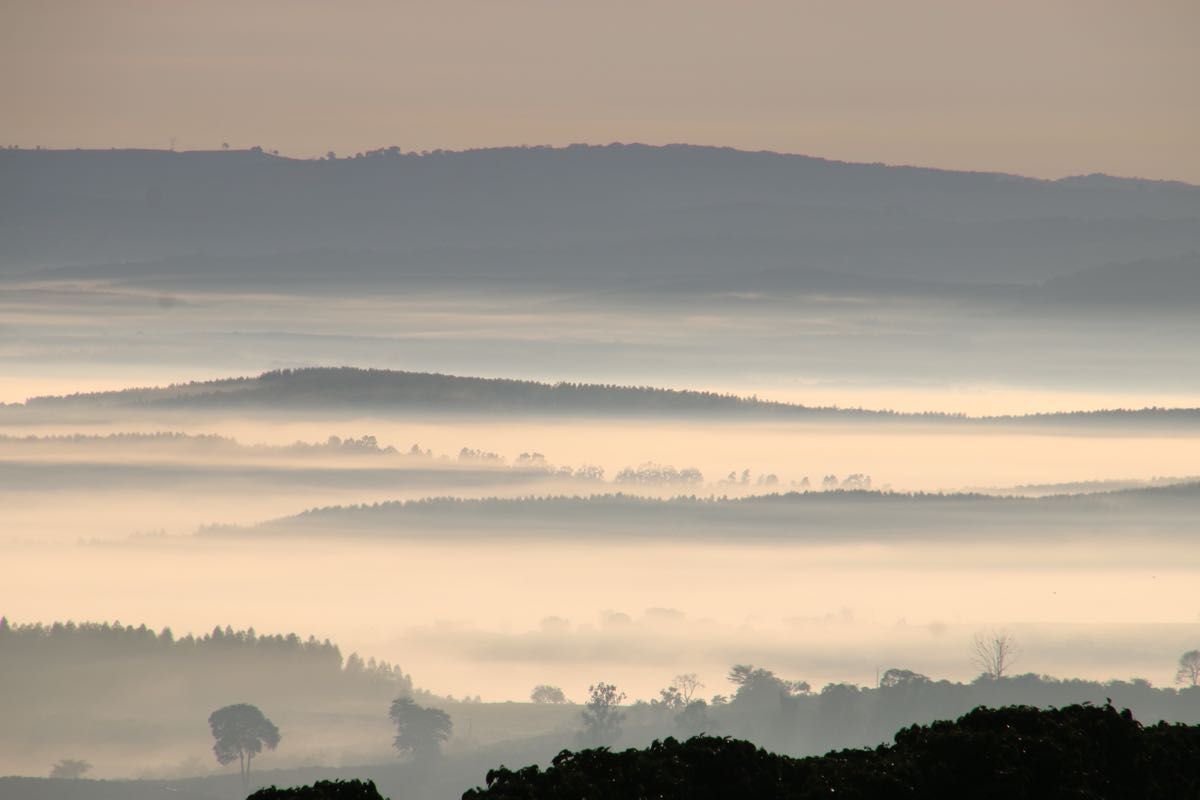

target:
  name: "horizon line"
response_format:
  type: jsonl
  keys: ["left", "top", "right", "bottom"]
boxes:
{"left": 4, "top": 141, "right": 1196, "bottom": 189}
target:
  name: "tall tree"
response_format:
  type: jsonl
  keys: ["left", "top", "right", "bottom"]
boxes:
{"left": 208, "top": 704, "right": 281, "bottom": 792}
{"left": 672, "top": 673, "right": 704, "bottom": 704}
{"left": 579, "top": 682, "right": 626, "bottom": 747}
{"left": 972, "top": 632, "right": 1019, "bottom": 679}
{"left": 1177, "top": 650, "right": 1200, "bottom": 687}
{"left": 389, "top": 697, "right": 453, "bottom": 761}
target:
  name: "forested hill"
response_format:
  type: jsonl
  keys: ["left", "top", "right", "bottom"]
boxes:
{"left": 17, "top": 368, "right": 810, "bottom": 416}
{"left": 0, "top": 619, "right": 416, "bottom": 717}
{"left": 215, "top": 484, "right": 1200, "bottom": 540}
{"left": 3, "top": 145, "right": 1198, "bottom": 285}
{"left": 13, "top": 368, "right": 1200, "bottom": 426}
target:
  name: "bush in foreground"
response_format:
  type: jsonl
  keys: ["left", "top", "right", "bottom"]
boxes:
{"left": 249, "top": 779, "right": 386, "bottom": 800}
{"left": 464, "top": 703, "right": 1200, "bottom": 799}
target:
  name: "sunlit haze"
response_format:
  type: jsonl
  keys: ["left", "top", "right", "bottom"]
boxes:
{"left": 2, "top": 3, "right": 1199, "bottom": 795}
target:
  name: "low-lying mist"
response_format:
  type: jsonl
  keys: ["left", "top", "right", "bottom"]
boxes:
{"left": 4, "top": 289, "right": 1199, "bottom": 787}
{"left": 7, "top": 534, "right": 1198, "bottom": 702}
{"left": 4, "top": 282, "right": 1200, "bottom": 414}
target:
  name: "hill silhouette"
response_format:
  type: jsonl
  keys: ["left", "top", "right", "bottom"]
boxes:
{"left": 3, "top": 145, "right": 1198, "bottom": 287}
{"left": 12, "top": 368, "right": 1200, "bottom": 427}
{"left": 215, "top": 484, "right": 1200, "bottom": 542}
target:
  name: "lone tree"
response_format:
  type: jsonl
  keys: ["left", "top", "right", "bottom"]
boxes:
{"left": 530, "top": 684, "right": 567, "bottom": 704}
{"left": 389, "top": 697, "right": 453, "bottom": 760}
{"left": 1177, "top": 650, "right": 1200, "bottom": 686}
{"left": 880, "top": 668, "right": 931, "bottom": 689}
{"left": 672, "top": 673, "right": 704, "bottom": 705}
{"left": 972, "top": 632, "right": 1019, "bottom": 679}
{"left": 208, "top": 703, "right": 281, "bottom": 792}
{"left": 49, "top": 759, "right": 91, "bottom": 779}
{"left": 579, "top": 682, "right": 626, "bottom": 747}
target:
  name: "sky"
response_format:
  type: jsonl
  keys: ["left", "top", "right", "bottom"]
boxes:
{"left": 3, "top": 0, "right": 1198, "bottom": 183}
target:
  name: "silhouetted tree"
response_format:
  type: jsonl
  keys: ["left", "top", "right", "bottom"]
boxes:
{"left": 880, "top": 668, "right": 931, "bottom": 689}
{"left": 728, "top": 664, "right": 809, "bottom": 704}
{"left": 672, "top": 673, "right": 704, "bottom": 704}
{"left": 1177, "top": 650, "right": 1200, "bottom": 686}
{"left": 575, "top": 464, "right": 605, "bottom": 481}
{"left": 388, "top": 697, "right": 452, "bottom": 760}
{"left": 208, "top": 703, "right": 280, "bottom": 792}
{"left": 972, "top": 632, "right": 1019, "bottom": 679}
{"left": 654, "top": 685, "right": 684, "bottom": 711}
{"left": 531, "top": 685, "right": 567, "bottom": 704}
{"left": 579, "top": 682, "right": 626, "bottom": 746}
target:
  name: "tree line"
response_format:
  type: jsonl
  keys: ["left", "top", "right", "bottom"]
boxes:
{"left": 530, "top": 651, "right": 1200, "bottom": 759}
{"left": 18, "top": 368, "right": 1200, "bottom": 430}
{"left": 0, "top": 619, "right": 415, "bottom": 717}
{"left": 240, "top": 484, "right": 1200, "bottom": 542}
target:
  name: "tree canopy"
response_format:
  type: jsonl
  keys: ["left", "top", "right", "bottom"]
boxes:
{"left": 579, "top": 683, "right": 626, "bottom": 747}
{"left": 388, "top": 697, "right": 452, "bottom": 760}
{"left": 208, "top": 703, "right": 280, "bottom": 791}
{"left": 249, "top": 779, "right": 387, "bottom": 800}
{"left": 530, "top": 685, "right": 567, "bottom": 704}
{"left": 466, "top": 703, "right": 1200, "bottom": 799}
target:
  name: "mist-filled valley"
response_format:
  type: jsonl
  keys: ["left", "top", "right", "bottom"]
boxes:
{"left": 2, "top": 143, "right": 1199, "bottom": 799}
{"left": 5, "top": 372, "right": 1200, "bottom": 793}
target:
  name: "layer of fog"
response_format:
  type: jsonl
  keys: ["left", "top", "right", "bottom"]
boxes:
{"left": 4, "top": 283, "right": 1200, "bottom": 413}
{"left": 5, "top": 419, "right": 1199, "bottom": 544}
{"left": 6, "top": 536, "right": 1198, "bottom": 703}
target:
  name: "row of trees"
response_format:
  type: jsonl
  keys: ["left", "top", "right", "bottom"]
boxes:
{"left": 1, "top": 619, "right": 406, "bottom": 683}
{"left": 205, "top": 697, "right": 454, "bottom": 789}
{"left": 124, "top": 642, "right": 1200, "bottom": 788}
{"left": 538, "top": 638, "right": 1200, "bottom": 754}
{"left": 0, "top": 431, "right": 869, "bottom": 489}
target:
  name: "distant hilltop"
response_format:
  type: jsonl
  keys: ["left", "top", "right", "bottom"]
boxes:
{"left": 207, "top": 482, "right": 1200, "bottom": 541}
{"left": 12, "top": 367, "right": 1200, "bottom": 427}
{"left": 2, "top": 144, "right": 1198, "bottom": 288}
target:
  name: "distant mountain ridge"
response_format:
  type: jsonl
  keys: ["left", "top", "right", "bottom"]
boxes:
{"left": 11, "top": 367, "right": 1200, "bottom": 426}
{"left": 3, "top": 144, "right": 1198, "bottom": 287}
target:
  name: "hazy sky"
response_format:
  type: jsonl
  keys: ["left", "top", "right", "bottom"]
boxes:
{"left": 3, "top": 0, "right": 1197, "bottom": 182}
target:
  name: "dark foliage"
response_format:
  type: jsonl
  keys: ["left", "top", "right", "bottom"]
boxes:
{"left": 389, "top": 697, "right": 453, "bottom": 759}
{"left": 249, "top": 779, "right": 387, "bottom": 800}
{"left": 465, "top": 703, "right": 1200, "bottom": 799}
